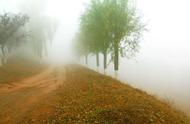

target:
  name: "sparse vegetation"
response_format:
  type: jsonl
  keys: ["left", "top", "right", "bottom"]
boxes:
{"left": 0, "top": 60, "right": 189, "bottom": 124}
{"left": 0, "top": 57, "right": 45, "bottom": 84}
{"left": 51, "top": 65, "right": 189, "bottom": 124}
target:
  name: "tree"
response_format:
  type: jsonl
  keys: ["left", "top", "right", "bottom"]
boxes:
{"left": 19, "top": 1, "right": 58, "bottom": 59}
{"left": 90, "top": 0, "right": 113, "bottom": 70}
{"left": 105, "top": 0, "right": 143, "bottom": 71}
{"left": 76, "top": 0, "right": 144, "bottom": 71}
{"left": 73, "top": 32, "right": 87, "bottom": 63}
{"left": 79, "top": 0, "right": 111, "bottom": 69}
{"left": 0, "top": 13, "right": 29, "bottom": 64}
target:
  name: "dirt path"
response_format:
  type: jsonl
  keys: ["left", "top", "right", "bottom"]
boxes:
{"left": 0, "top": 66, "right": 65, "bottom": 124}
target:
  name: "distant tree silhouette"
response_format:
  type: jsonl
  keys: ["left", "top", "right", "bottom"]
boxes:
{"left": 0, "top": 13, "right": 29, "bottom": 64}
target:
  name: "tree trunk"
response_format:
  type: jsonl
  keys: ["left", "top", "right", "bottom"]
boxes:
{"left": 85, "top": 54, "right": 88, "bottom": 65}
{"left": 96, "top": 52, "right": 99, "bottom": 67}
{"left": 1, "top": 46, "right": 6, "bottom": 65}
{"left": 103, "top": 50, "right": 107, "bottom": 70}
{"left": 0, "top": 56, "right": 4, "bottom": 66}
{"left": 114, "top": 42, "right": 119, "bottom": 71}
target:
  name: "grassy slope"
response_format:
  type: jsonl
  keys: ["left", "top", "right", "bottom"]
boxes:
{"left": 0, "top": 57, "right": 45, "bottom": 84}
{"left": 0, "top": 60, "right": 189, "bottom": 124}
{"left": 53, "top": 65, "right": 189, "bottom": 124}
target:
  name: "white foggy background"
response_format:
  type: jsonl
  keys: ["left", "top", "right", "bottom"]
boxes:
{"left": 0, "top": 0, "right": 190, "bottom": 115}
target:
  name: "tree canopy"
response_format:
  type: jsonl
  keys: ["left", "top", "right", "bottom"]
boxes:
{"left": 0, "top": 13, "right": 29, "bottom": 64}
{"left": 76, "top": 0, "right": 144, "bottom": 71}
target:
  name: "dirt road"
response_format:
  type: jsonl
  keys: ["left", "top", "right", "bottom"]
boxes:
{"left": 0, "top": 66, "right": 65, "bottom": 124}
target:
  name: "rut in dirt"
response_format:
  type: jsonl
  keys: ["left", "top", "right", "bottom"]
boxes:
{"left": 0, "top": 66, "right": 65, "bottom": 124}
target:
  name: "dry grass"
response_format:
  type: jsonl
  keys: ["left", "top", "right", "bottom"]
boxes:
{"left": 0, "top": 57, "right": 45, "bottom": 84}
{"left": 52, "top": 64, "right": 189, "bottom": 124}
{"left": 0, "top": 61, "right": 189, "bottom": 124}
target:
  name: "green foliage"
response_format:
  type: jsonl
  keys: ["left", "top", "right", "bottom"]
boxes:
{"left": 0, "top": 13, "right": 29, "bottom": 47}
{"left": 0, "top": 11, "right": 57, "bottom": 64}
{"left": 76, "top": 0, "right": 144, "bottom": 70}
{"left": 0, "top": 13, "right": 29, "bottom": 64}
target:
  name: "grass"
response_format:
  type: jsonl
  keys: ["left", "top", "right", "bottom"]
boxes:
{"left": 52, "top": 65, "right": 189, "bottom": 124}
{"left": 0, "top": 57, "right": 45, "bottom": 84}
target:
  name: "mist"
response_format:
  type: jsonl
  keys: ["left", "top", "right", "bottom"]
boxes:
{"left": 79, "top": 0, "right": 190, "bottom": 115}
{"left": 0, "top": 0, "right": 190, "bottom": 117}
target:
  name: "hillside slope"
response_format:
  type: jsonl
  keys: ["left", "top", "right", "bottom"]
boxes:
{"left": 0, "top": 62, "right": 189, "bottom": 124}
{"left": 52, "top": 65, "right": 189, "bottom": 124}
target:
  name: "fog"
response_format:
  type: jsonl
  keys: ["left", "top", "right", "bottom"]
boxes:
{"left": 0, "top": 0, "right": 190, "bottom": 115}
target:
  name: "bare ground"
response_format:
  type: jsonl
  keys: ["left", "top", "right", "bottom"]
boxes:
{"left": 0, "top": 64, "right": 189, "bottom": 124}
{"left": 0, "top": 66, "right": 65, "bottom": 124}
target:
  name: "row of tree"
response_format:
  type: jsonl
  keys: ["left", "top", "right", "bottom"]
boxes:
{"left": 75, "top": 0, "right": 144, "bottom": 71}
{"left": 0, "top": 12, "right": 57, "bottom": 65}
{"left": 0, "top": 13, "right": 29, "bottom": 64}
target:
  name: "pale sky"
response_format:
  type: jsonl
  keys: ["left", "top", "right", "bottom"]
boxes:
{"left": 136, "top": 0, "right": 190, "bottom": 65}
{"left": 44, "top": 0, "right": 190, "bottom": 65}
{"left": 45, "top": 0, "right": 89, "bottom": 62}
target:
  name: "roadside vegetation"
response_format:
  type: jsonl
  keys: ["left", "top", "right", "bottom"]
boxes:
{"left": 75, "top": 0, "right": 145, "bottom": 71}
